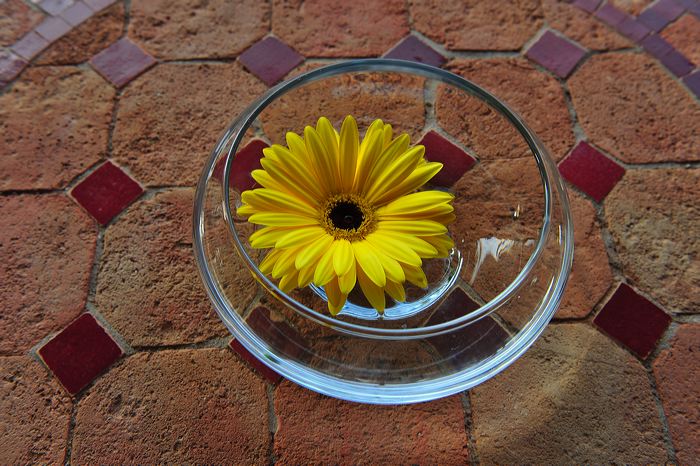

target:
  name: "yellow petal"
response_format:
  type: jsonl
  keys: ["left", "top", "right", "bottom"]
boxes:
{"left": 259, "top": 249, "right": 282, "bottom": 275}
{"left": 275, "top": 227, "right": 326, "bottom": 248}
{"left": 332, "top": 239, "right": 354, "bottom": 277}
{"left": 378, "top": 219, "right": 447, "bottom": 236}
{"left": 295, "top": 234, "right": 334, "bottom": 269}
{"left": 365, "top": 146, "right": 425, "bottom": 203}
{"left": 297, "top": 264, "right": 315, "bottom": 288}
{"left": 375, "top": 249, "right": 405, "bottom": 283}
{"left": 325, "top": 277, "right": 347, "bottom": 315}
{"left": 354, "top": 120, "right": 385, "bottom": 191}
{"left": 363, "top": 133, "right": 410, "bottom": 194}
{"left": 338, "top": 264, "right": 356, "bottom": 294}
{"left": 316, "top": 117, "right": 341, "bottom": 187}
{"left": 357, "top": 266, "right": 385, "bottom": 313}
{"left": 258, "top": 158, "right": 321, "bottom": 207}
{"left": 313, "top": 242, "right": 337, "bottom": 286}
{"left": 374, "top": 230, "right": 439, "bottom": 258}
{"left": 249, "top": 227, "right": 294, "bottom": 248}
{"left": 339, "top": 115, "right": 359, "bottom": 192}
{"left": 352, "top": 240, "right": 386, "bottom": 287}
{"left": 248, "top": 212, "right": 317, "bottom": 227}
{"left": 272, "top": 247, "right": 300, "bottom": 279}
{"left": 382, "top": 123, "right": 393, "bottom": 148}
{"left": 242, "top": 188, "right": 317, "bottom": 216}
{"left": 373, "top": 162, "right": 443, "bottom": 206}
{"left": 279, "top": 269, "right": 299, "bottom": 293}
{"left": 378, "top": 191, "right": 454, "bottom": 217}
{"left": 265, "top": 145, "right": 325, "bottom": 202}
{"left": 304, "top": 126, "right": 334, "bottom": 195}
{"left": 421, "top": 234, "right": 454, "bottom": 257}
{"left": 403, "top": 263, "right": 428, "bottom": 288}
{"left": 365, "top": 231, "right": 422, "bottom": 267}
{"left": 385, "top": 279, "right": 406, "bottom": 303}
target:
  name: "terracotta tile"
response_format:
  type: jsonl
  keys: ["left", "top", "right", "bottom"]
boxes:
{"left": 229, "top": 338, "right": 283, "bottom": 384}
{"left": 558, "top": 141, "right": 625, "bottom": 202}
{"left": 638, "top": 0, "right": 685, "bottom": 31}
{"left": 595, "top": 2, "right": 627, "bottom": 25}
{"left": 682, "top": 69, "right": 700, "bottom": 97}
{"left": 39, "top": 0, "right": 74, "bottom": 15}
{"left": 658, "top": 48, "right": 694, "bottom": 76}
{"left": 384, "top": 35, "right": 446, "bottom": 68}
{"left": 239, "top": 36, "right": 304, "bottom": 86}
{"left": 594, "top": 283, "right": 671, "bottom": 359}
{"left": 526, "top": 30, "right": 587, "bottom": 78}
{"left": 418, "top": 130, "right": 477, "bottom": 187}
{"left": 661, "top": 14, "right": 700, "bottom": 66}
{"left": 84, "top": 0, "right": 116, "bottom": 11}
{"left": 572, "top": 0, "right": 602, "bottom": 12}
{"left": 34, "top": 15, "right": 72, "bottom": 42}
{"left": 212, "top": 139, "right": 268, "bottom": 192}
{"left": 89, "top": 37, "right": 156, "bottom": 88}
{"left": 0, "top": 50, "right": 27, "bottom": 86}
{"left": 10, "top": 31, "right": 49, "bottom": 60}
{"left": 616, "top": 16, "right": 651, "bottom": 41}
{"left": 38, "top": 313, "right": 123, "bottom": 395}
{"left": 70, "top": 161, "right": 143, "bottom": 225}
{"left": 60, "top": 1, "right": 93, "bottom": 26}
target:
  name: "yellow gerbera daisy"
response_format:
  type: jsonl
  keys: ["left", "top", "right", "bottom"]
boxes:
{"left": 237, "top": 115, "right": 455, "bottom": 315}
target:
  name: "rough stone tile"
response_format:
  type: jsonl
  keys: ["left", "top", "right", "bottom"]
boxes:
{"left": 616, "top": 16, "right": 651, "bottom": 41}
{"left": 0, "top": 356, "right": 72, "bottom": 464}
{"left": 0, "top": 50, "right": 27, "bottom": 85}
{"left": 543, "top": 0, "right": 632, "bottom": 50}
{"left": 274, "top": 0, "right": 409, "bottom": 56}
{"left": 526, "top": 30, "right": 588, "bottom": 78}
{"left": 572, "top": 0, "right": 602, "bottom": 13}
{"left": 0, "top": 0, "right": 44, "bottom": 47}
{"left": 38, "top": 313, "right": 123, "bottom": 395}
{"left": 661, "top": 13, "right": 700, "bottom": 66}
{"left": 89, "top": 37, "right": 156, "bottom": 88}
{"left": 384, "top": 35, "right": 447, "bottom": 67}
{"left": 112, "top": 63, "right": 265, "bottom": 186}
{"left": 558, "top": 192, "right": 614, "bottom": 318}
{"left": 70, "top": 161, "right": 144, "bottom": 225}
{"left": 212, "top": 139, "right": 268, "bottom": 193}
{"left": 595, "top": 2, "right": 628, "bottom": 25}
{"left": 658, "top": 48, "right": 694, "bottom": 76}
{"left": 0, "top": 195, "right": 97, "bottom": 354}
{"left": 39, "top": 0, "right": 74, "bottom": 15}
{"left": 605, "top": 168, "right": 699, "bottom": 313}
{"left": 683, "top": 69, "right": 700, "bottom": 97}
{"left": 72, "top": 349, "right": 270, "bottom": 463}
{"left": 439, "top": 58, "right": 575, "bottom": 161}
{"left": 568, "top": 53, "right": 700, "bottom": 163}
{"left": 274, "top": 381, "right": 468, "bottom": 463}
{"left": 60, "top": 1, "right": 93, "bottom": 26}
{"left": 35, "top": 1, "right": 124, "bottom": 65}
{"left": 638, "top": 0, "right": 685, "bottom": 31}
{"left": 260, "top": 62, "right": 425, "bottom": 145}
{"left": 594, "top": 283, "right": 671, "bottom": 358}
{"left": 128, "top": 0, "right": 269, "bottom": 59}
{"left": 0, "top": 66, "right": 113, "bottom": 190}
{"left": 34, "top": 15, "right": 72, "bottom": 42}
{"left": 653, "top": 324, "right": 700, "bottom": 465}
{"left": 10, "top": 31, "right": 50, "bottom": 60}
{"left": 229, "top": 339, "right": 282, "bottom": 384}
{"left": 470, "top": 324, "right": 668, "bottom": 463}
{"left": 239, "top": 36, "right": 304, "bottom": 86}
{"left": 95, "top": 189, "right": 233, "bottom": 346}
{"left": 418, "top": 130, "right": 477, "bottom": 187}
{"left": 558, "top": 141, "right": 625, "bottom": 202}
{"left": 411, "top": 0, "right": 542, "bottom": 51}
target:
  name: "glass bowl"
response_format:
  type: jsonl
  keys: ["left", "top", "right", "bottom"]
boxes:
{"left": 193, "top": 59, "right": 573, "bottom": 404}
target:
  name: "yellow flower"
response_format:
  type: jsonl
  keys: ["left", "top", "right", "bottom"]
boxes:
{"left": 237, "top": 116, "right": 455, "bottom": 315}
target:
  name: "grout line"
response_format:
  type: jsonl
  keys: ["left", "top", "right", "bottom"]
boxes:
{"left": 86, "top": 303, "right": 135, "bottom": 355}
{"left": 130, "top": 337, "right": 231, "bottom": 353}
{"left": 641, "top": 357, "right": 679, "bottom": 463}
{"left": 63, "top": 401, "right": 79, "bottom": 466}
{"left": 560, "top": 80, "right": 587, "bottom": 142}
{"left": 461, "top": 392, "right": 481, "bottom": 465}
{"left": 266, "top": 384, "right": 278, "bottom": 466}
{"left": 122, "top": 0, "right": 131, "bottom": 35}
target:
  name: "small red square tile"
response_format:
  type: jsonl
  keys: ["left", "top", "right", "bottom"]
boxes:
{"left": 38, "top": 313, "right": 123, "bottom": 395}
{"left": 89, "top": 38, "right": 156, "bottom": 88}
{"left": 595, "top": 2, "right": 627, "bottom": 26}
{"left": 39, "top": 0, "right": 75, "bottom": 16}
{"left": 239, "top": 37, "right": 304, "bottom": 86}
{"left": 616, "top": 16, "right": 651, "bottom": 42}
{"left": 526, "top": 30, "right": 587, "bottom": 78}
{"left": 572, "top": 0, "right": 601, "bottom": 13}
{"left": 60, "top": 1, "right": 93, "bottom": 26}
{"left": 0, "top": 50, "right": 28, "bottom": 86}
{"left": 384, "top": 35, "right": 447, "bottom": 68}
{"left": 11, "top": 31, "right": 50, "bottom": 61}
{"left": 84, "top": 0, "right": 116, "bottom": 11}
{"left": 683, "top": 69, "right": 700, "bottom": 98}
{"left": 34, "top": 15, "right": 72, "bottom": 42}
{"left": 418, "top": 131, "right": 477, "bottom": 187}
{"left": 246, "top": 306, "right": 306, "bottom": 360}
{"left": 638, "top": 0, "right": 685, "bottom": 31}
{"left": 558, "top": 141, "right": 625, "bottom": 202}
{"left": 213, "top": 139, "right": 268, "bottom": 192}
{"left": 594, "top": 283, "right": 671, "bottom": 359}
{"left": 70, "top": 161, "right": 143, "bottom": 225}
{"left": 229, "top": 339, "right": 283, "bottom": 384}
{"left": 659, "top": 49, "right": 694, "bottom": 77}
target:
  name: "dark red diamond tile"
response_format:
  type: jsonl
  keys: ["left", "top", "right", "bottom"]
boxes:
{"left": 40, "top": 0, "right": 75, "bottom": 16}
{"left": 0, "top": 50, "right": 27, "bottom": 87}
{"left": 60, "top": 1, "right": 93, "bottom": 26}
{"left": 638, "top": 0, "right": 685, "bottom": 31}
{"left": 526, "top": 30, "right": 587, "bottom": 78}
{"left": 640, "top": 33, "right": 674, "bottom": 58}
{"left": 595, "top": 2, "right": 627, "bottom": 26}
{"left": 38, "top": 313, "right": 123, "bottom": 395}
{"left": 418, "top": 131, "right": 477, "bottom": 187}
{"left": 84, "top": 0, "right": 116, "bottom": 11}
{"left": 682, "top": 69, "right": 700, "bottom": 98}
{"left": 426, "top": 288, "right": 509, "bottom": 365}
{"left": 659, "top": 49, "right": 694, "bottom": 76}
{"left": 616, "top": 16, "right": 651, "bottom": 42}
{"left": 89, "top": 38, "right": 156, "bottom": 88}
{"left": 11, "top": 31, "right": 50, "bottom": 61}
{"left": 558, "top": 141, "right": 625, "bottom": 202}
{"left": 239, "top": 36, "right": 304, "bottom": 86}
{"left": 246, "top": 306, "right": 306, "bottom": 360}
{"left": 70, "top": 161, "right": 143, "bottom": 225}
{"left": 384, "top": 35, "right": 446, "bottom": 68}
{"left": 212, "top": 139, "right": 268, "bottom": 192}
{"left": 594, "top": 283, "right": 671, "bottom": 359}
{"left": 229, "top": 339, "right": 282, "bottom": 384}
{"left": 572, "top": 0, "right": 601, "bottom": 13}
{"left": 35, "top": 15, "right": 72, "bottom": 42}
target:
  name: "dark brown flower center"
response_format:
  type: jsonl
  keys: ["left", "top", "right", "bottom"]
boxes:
{"left": 329, "top": 201, "right": 364, "bottom": 230}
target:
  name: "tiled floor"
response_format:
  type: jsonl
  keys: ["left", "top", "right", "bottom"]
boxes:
{"left": 1, "top": 0, "right": 698, "bottom": 464}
